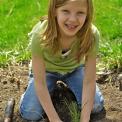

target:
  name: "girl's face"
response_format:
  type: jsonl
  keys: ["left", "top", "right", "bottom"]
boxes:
{"left": 56, "top": 0, "right": 87, "bottom": 38}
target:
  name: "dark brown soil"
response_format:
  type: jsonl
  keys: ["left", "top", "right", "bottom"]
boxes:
{"left": 0, "top": 62, "right": 122, "bottom": 122}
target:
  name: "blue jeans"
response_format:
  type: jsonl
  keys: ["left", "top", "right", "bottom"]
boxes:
{"left": 19, "top": 65, "right": 104, "bottom": 121}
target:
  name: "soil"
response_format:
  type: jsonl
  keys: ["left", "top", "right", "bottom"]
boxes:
{"left": 0, "top": 61, "right": 122, "bottom": 122}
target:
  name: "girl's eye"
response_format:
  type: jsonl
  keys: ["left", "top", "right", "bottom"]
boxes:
{"left": 77, "top": 12, "right": 84, "bottom": 15}
{"left": 62, "top": 10, "right": 69, "bottom": 14}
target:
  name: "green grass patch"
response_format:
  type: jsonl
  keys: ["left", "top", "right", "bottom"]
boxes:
{"left": 0, "top": 0, "right": 48, "bottom": 65}
{"left": 99, "top": 38, "right": 122, "bottom": 69}
{"left": 93, "top": 0, "right": 122, "bottom": 69}
{"left": 94, "top": 0, "right": 122, "bottom": 39}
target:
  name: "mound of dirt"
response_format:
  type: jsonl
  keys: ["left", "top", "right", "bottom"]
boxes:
{"left": 0, "top": 62, "right": 122, "bottom": 122}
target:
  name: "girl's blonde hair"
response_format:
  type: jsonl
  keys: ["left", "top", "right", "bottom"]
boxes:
{"left": 42, "top": 0, "right": 95, "bottom": 62}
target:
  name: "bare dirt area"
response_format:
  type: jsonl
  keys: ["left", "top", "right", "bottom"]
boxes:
{"left": 0, "top": 62, "right": 122, "bottom": 122}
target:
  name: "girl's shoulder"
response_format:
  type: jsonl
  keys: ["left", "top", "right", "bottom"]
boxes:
{"left": 91, "top": 24, "right": 100, "bottom": 35}
{"left": 91, "top": 24, "right": 100, "bottom": 38}
{"left": 28, "top": 20, "right": 48, "bottom": 51}
{"left": 28, "top": 19, "right": 48, "bottom": 38}
{"left": 91, "top": 24, "right": 100, "bottom": 44}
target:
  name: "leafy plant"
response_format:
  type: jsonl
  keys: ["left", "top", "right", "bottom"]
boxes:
{"left": 67, "top": 102, "right": 80, "bottom": 122}
{"left": 99, "top": 38, "right": 122, "bottom": 69}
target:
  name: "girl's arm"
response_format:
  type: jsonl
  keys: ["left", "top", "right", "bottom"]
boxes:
{"left": 32, "top": 54, "right": 62, "bottom": 122}
{"left": 80, "top": 54, "right": 96, "bottom": 122}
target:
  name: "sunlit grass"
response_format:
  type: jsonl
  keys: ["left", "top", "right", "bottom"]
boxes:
{"left": 99, "top": 38, "right": 122, "bottom": 69}
{"left": 0, "top": 0, "right": 48, "bottom": 65}
{"left": 94, "top": 0, "right": 122, "bottom": 69}
{"left": 94, "top": 0, "right": 122, "bottom": 39}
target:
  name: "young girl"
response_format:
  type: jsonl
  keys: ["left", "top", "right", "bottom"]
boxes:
{"left": 19, "top": 0, "right": 104, "bottom": 122}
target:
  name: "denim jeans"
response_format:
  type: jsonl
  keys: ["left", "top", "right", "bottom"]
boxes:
{"left": 19, "top": 65, "right": 104, "bottom": 121}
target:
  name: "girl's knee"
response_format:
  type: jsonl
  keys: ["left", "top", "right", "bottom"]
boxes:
{"left": 20, "top": 106, "right": 43, "bottom": 121}
{"left": 92, "top": 85, "right": 104, "bottom": 113}
{"left": 92, "top": 93, "right": 104, "bottom": 113}
{"left": 92, "top": 102, "right": 104, "bottom": 113}
{"left": 19, "top": 96, "right": 44, "bottom": 121}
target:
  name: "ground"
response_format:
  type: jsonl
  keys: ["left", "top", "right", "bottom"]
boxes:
{"left": 0, "top": 62, "right": 122, "bottom": 122}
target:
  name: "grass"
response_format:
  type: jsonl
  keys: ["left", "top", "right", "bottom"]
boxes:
{"left": 94, "top": 0, "right": 122, "bottom": 69}
{"left": 66, "top": 101, "right": 88, "bottom": 122}
{"left": 0, "top": 0, "right": 122, "bottom": 69}
{"left": 0, "top": 0, "right": 48, "bottom": 65}
{"left": 94, "top": 0, "right": 122, "bottom": 39}
{"left": 68, "top": 102, "right": 80, "bottom": 122}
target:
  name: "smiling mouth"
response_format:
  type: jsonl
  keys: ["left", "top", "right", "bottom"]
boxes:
{"left": 65, "top": 24, "right": 78, "bottom": 31}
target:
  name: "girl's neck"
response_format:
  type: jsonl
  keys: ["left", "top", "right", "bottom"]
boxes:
{"left": 60, "top": 36, "right": 76, "bottom": 50}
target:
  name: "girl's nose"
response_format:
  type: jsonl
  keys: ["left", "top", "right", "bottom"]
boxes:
{"left": 68, "top": 14, "right": 77, "bottom": 22}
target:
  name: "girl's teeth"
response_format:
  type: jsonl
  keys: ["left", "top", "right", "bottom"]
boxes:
{"left": 66, "top": 24, "right": 76, "bottom": 29}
